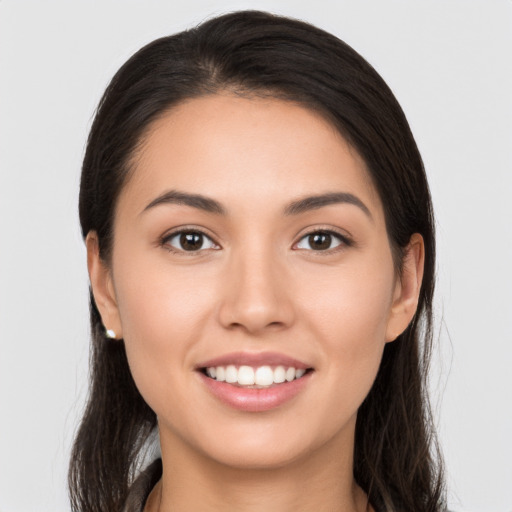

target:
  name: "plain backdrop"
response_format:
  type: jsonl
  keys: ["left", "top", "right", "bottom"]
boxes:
{"left": 0, "top": 1, "right": 511, "bottom": 511}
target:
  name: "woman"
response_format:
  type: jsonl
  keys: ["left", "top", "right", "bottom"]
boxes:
{"left": 69, "top": 10, "right": 445, "bottom": 512}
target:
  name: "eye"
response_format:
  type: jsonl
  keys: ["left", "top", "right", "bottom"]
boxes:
{"left": 163, "top": 230, "right": 219, "bottom": 252}
{"left": 295, "top": 230, "right": 348, "bottom": 251}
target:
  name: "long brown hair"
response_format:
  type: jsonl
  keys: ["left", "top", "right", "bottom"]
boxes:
{"left": 70, "top": 10, "right": 445, "bottom": 512}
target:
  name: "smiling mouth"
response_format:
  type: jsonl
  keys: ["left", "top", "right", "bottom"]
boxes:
{"left": 201, "top": 365, "right": 314, "bottom": 388}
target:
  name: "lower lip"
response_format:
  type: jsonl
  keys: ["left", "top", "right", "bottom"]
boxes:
{"left": 198, "top": 371, "right": 312, "bottom": 412}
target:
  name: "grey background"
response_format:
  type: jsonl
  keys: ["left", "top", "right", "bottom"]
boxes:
{"left": 1, "top": 1, "right": 511, "bottom": 511}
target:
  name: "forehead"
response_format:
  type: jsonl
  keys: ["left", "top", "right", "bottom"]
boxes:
{"left": 119, "top": 93, "right": 383, "bottom": 221}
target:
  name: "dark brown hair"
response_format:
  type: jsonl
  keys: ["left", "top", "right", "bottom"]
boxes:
{"left": 70, "top": 10, "right": 445, "bottom": 512}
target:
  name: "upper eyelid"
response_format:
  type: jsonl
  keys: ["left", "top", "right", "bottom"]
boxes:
{"left": 293, "top": 226, "right": 352, "bottom": 243}
{"left": 161, "top": 226, "right": 219, "bottom": 243}
{"left": 160, "top": 225, "right": 352, "bottom": 241}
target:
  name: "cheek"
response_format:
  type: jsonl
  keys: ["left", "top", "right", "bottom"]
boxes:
{"left": 301, "top": 258, "right": 395, "bottom": 342}
{"left": 298, "top": 259, "right": 395, "bottom": 399}
{"left": 111, "top": 256, "right": 216, "bottom": 406}
{"left": 117, "top": 273, "right": 197, "bottom": 344}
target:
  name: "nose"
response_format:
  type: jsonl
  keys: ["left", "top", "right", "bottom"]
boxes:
{"left": 217, "top": 248, "right": 295, "bottom": 335}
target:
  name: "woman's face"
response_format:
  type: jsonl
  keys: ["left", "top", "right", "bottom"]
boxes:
{"left": 89, "top": 94, "right": 422, "bottom": 469}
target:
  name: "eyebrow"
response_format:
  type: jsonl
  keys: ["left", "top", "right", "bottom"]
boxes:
{"left": 142, "top": 189, "right": 372, "bottom": 220}
{"left": 142, "top": 190, "right": 226, "bottom": 215}
{"left": 284, "top": 192, "right": 373, "bottom": 220}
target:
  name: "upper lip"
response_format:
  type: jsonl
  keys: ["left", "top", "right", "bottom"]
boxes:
{"left": 196, "top": 351, "right": 312, "bottom": 370}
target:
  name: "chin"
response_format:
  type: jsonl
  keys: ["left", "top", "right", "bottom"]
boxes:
{"left": 203, "top": 440, "right": 313, "bottom": 471}
{"left": 180, "top": 413, "right": 354, "bottom": 472}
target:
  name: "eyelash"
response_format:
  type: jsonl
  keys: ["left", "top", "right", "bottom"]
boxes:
{"left": 160, "top": 228, "right": 353, "bottom": 255}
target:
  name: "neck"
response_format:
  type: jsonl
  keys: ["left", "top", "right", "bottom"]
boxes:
{"left": 149, "top": 420, "right": 370, "bottom": 512}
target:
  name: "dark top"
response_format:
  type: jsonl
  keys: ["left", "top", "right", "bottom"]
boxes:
{"left": 123, "top": 458, "right": 163, "bottom": 512}
{"left": 123, "top": 458, "right": 402, "bottom": 512}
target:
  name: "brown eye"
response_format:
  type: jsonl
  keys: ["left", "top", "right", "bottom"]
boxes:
{"left": 295, "top": 231, "right": 345, "bottom": 251}
{"left": 308, "top": 233, "right": 331, "bottom": 250}
{"left": 165, "top": 231, "right": 218, "bottom": 252}
{"left": 181, "top": 232, "right": 203, "bottom": 251}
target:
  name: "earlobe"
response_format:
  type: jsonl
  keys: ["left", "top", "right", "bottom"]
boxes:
{"left": 86, "top": 231, "right": 123, "bottom": 339}
{"left": 385, "top": 233, "right": 425, "bottom": 342}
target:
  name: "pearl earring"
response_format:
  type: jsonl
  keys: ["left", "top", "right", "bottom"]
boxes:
{"left": 105, "top": 329, "right": 116, "bottom": 339}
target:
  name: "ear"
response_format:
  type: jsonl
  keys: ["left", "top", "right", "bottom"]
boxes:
{"left": 86, "top": 231, "right": 123, "bottom": 339}
{"left": 385, "top": 233, "right": 425, "bottom": 343}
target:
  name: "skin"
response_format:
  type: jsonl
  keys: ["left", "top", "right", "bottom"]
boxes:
{"left": 87, "top": 94, "right": 424, "bottom": 512}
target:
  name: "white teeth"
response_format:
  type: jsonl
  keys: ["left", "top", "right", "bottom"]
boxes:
{"left": 255, "top": 366, "right": 274, "bottom": 386}
{"left": 216, "top": 366, "right": 225, "bottom": 382}
{"left": 205, "top": 364, "right": 309, "bottom": 386}
{"left": 225, "top": 365, "right": 237, "bottom": 383}
{"left": 273, "top": 366, "right": 286, "bottom": 384}
{"left": 238, "top": 365, "right": 255, "bottom": 385}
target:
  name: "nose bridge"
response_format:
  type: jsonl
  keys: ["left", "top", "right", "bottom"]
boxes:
{"left": 218, "top": 241, "right": 293, "bottom": 333}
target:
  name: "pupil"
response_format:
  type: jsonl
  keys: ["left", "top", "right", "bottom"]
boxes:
{"left": 309, "top": 233, "right": 331, "bottom": 250}
{"left": 180, "top": 232, "right": 203, "bottom": 251}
